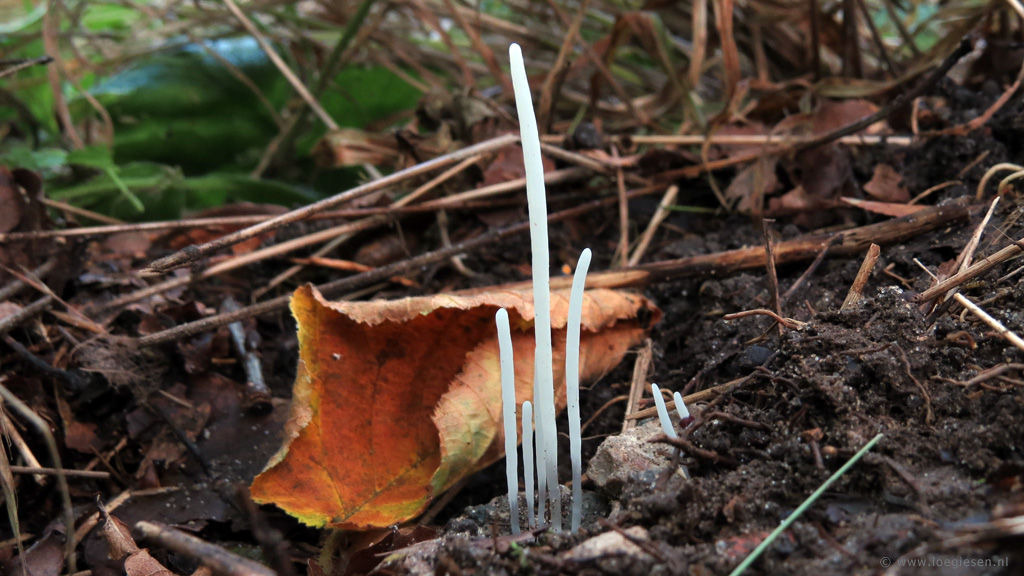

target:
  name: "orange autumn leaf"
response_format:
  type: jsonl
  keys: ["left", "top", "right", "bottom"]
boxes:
{"left": 250, "top": 284, "right": 659, "bottom": 530}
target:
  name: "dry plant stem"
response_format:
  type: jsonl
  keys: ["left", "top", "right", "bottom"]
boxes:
{"left": 636, "top": 201, "right": 970, "bottom": 287}
{"left": 723, "top": 309, "right": 807, "bottom": 330}
{"left": 0, "top": 380, "right": 76, "bottom": 573}
{"left": 931, "top": 55, "right": 1024, "bottom": 137}
{"left": 221, "top": 0, "right": 337, "bottom": 130}
{"left": 781, "top": 235, "right": 842, "bottom": 304}
{"left": 943, "top": 196, "right": 1000, "bottom": 303}
{"left": 622, "top": 339, "right": 654, "bottom": 432}
{"left": 419, "top": 167, "right": 591, "bottom": 209}
{"left": 143, "top": 133, "right": 518, "bottom": 274}
{"left": 138, "top": 197, "right": 968, "bottom": 347}
{"left": 955, "top": 293, "right": 1024, "bottom": 354}
{"left": 762, "top": 219, "right": 783, "bottom": 335}
{"left": 537, "top": 0, "right": 588, "bottom": 131}
{"left": 890, "top": 344, "right": 932, "bottom": 424}
{"left": 40, "top": 197, "right": 123, "bottom": 225}
{"left": 137, "top": 521, "right": 276, "bottom": 576}
{"left": 42, "top": 4, "right": 83, "bottom": 149}
{"left": 1, "top": 410, "right": 45, "bottom": 483}
{"left": 9, "top": 466, "right": 109, "bottom": 478}
{"left": 0, "top": 258, "right": 57, "bottom": 302}
{"left": 136, "top": 188, "right": 643, "bottom": 346}
{"left": 840, "top": 243, "right": 881, "bottom": 311}
{"left": 257, "top": 150, "right": 480, "bottom": 294}
{"left": 613, "top": 147, "right": 630, "bottom": 267}
{"left": 628, "top": 185, "right": 679, "bottom": 267}
{"left": 915, "top": 235, "right": 1024, "bottom": 302}
{"left": 628, "top": 134, "right": 913, "bottom": 147}
{"left": 222, "top": 298, "right": 272, "bottom": 414}
{"left": 99, "top": 216, "right": 386, "bottom": 313}
{"left": 0, "top": 296, "right": 53, "bottom": 336}
{"left": 0, "top": 208, "right": 425, "bottom": 242}
{"left": 657, "top": 38, "right": 969, "bottom": 183}
{"left": 0, "top": 55, "right": 52, "bottom": 79}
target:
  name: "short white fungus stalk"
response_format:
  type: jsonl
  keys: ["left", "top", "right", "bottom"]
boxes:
{"left": 651, "top": 383, "right": 678, "bottom": 439}
{"left": 522, "top": 400, "right": 535, "bottom": 529}
{"left": 496, "top": 308, "right": 520, "bottom": 534}
{"left": 566, "top": 248, "right": 591, "bottom": 533}
{"left": 509, "top": 42, "right": 559, "bottom": 530}
{"left": 673, "top": 391, "right": 690, "bottom": 421}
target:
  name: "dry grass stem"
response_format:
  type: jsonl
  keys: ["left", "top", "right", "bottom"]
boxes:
{"left": 840, "top": 243, "right": 881, "bottom": 310}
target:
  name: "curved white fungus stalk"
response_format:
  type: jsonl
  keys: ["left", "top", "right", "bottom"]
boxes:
{"left": 496, "top": 308, "right": 520, "bottom": 534}
{"left": 651, "top": 383, "right": 678, "bottom": 439}
{"left": 673, "top": 391, "right": 690, "bottom": 421}
{"left": 522, "top": 400, "right": 535, "bottom": 529}
{"left": 566, "top": 248, "right": 591, "bottom": 533}
{"left": 509, "top": 42, "right": 559, "bottom": 531}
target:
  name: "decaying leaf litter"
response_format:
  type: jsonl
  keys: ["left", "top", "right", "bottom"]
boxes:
{"left": 1, "top": 0, "right": 1024, "bottom": 575}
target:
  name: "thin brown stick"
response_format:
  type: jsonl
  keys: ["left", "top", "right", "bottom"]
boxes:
{"left": 440, "top": 0, "right": 511, "bottom": 95}
{"left": 537, "top": 0, "right": 586, "bottom": 131}
{"left": 9, "top": 466, "right": 110, "bottom": 479}
{"left": 221, "top": 0, "right": 337, "bottom": 130}
{"left": 628, "top": 134, "right": 914, "bottom": 147}
{"left": 40, "top": 197, "right": 124, "bottom": 225}
{"left": 762, "top": 219, "right": 783, "bottom": 335}
{"left": 955, "top": 293, "right": 1024, "bottom": 354}
{"left": 914, "top": 236, "right": 1024, "bottom": 302}
{"left": 1, "top": 410, "right": 46, "bottom": 484}
{"left": 613, "top": 146, "right": 630, "bottom": 267}
{"left": 723, "top": 309, "right": 808, "bottom": 330}
{"left": 143, "top": 133, "right": 518, "bottom": 274}
{"left": 840, "top": 243, "right": 881, "bottom": 310}
{"left": 781, "top": 234, "right": 842, "bottom": 304}
{"left": 627, "top": 185, "right": 678, "bottom": 267}
{"left": 0, "top": 379, "right": 76, "bottom": 573}
{"left": 0, "top": 258, "right": 58, "bottom": 302}
{"left": 138, "top": 197, "right": 970, "bottom": 346}
{"left": 136, "top": 188, "right": 641, "bottom": 347}
{"left": 942, "top": 196, "right": 1000, "bottom": 303}
{"left": 0, "top": 296, "right": 53, "bottom": 336}
{"left": 891, "top": 344, "right": 933, "bottom": 424}
{"left": 137, "top": 521, "right": 276, "bottom": 576}
{"left": 622, "top": 339, "right": 653, "bottom": 432}
{"left": 659, "top": 38, "right": 970, "bottom": 183}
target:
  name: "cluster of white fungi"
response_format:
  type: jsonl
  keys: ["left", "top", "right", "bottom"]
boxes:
{"left": 498, "top": 44, "right": 687, "bottom": 535}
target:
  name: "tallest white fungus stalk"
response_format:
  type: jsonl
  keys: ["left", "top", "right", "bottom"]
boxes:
{"left": 509, "top": 42, "right": 560, "bottom": 530}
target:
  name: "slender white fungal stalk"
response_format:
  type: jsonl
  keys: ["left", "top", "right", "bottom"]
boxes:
{"left": 509, "top": 42, "right": 559, "bottom": 530}
{"left": 496, "top": 309, "right": 520, "bottom": 534}
{"left": 651, "top": 383, "right": 678, "bottom": 438}
{"left": 673, "top": 391, "right": 690, "bottom": 421}
{"left": 566, "top": 248, "right": 591, "bottom": 533}
{"left": 522, "top": 400, "right": 535, "bottom": 529}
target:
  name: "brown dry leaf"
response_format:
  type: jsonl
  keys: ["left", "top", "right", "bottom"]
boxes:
{"left": 840, "top": 197, "right": 927, "bottom": 217}
{"left": 863, "top": 164, "right": 910, "bottom": 203}
{"left": 100, "top": 511, "right": 175, "bottom": 576}
{"left": 251, "top": 285, "right": 659, "bottom": 530}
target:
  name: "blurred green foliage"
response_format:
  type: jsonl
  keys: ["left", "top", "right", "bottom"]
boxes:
{"left": 0, "top": 3, "right": 423, "bottom": 221}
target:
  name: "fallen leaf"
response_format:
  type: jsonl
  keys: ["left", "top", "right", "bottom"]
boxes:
{"left": 251, "top": 285, "right": 659, "bottom": 530}
{"left": 840, "top": 197, "right": 926, "bottom": 217}
{"left": 99, "top": 511, "right": 175, "bottom": 576}
{"left": 863, "top": 164, "right": 910, "bottom": 203}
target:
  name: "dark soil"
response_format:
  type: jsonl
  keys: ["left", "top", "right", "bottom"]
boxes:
{"left": 3, "top": 86, "right": 1024, "bottom": 576}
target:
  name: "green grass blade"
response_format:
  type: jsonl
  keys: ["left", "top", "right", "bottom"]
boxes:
{"left": 728, "top": 433, "right": 884, "bottom": 576}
